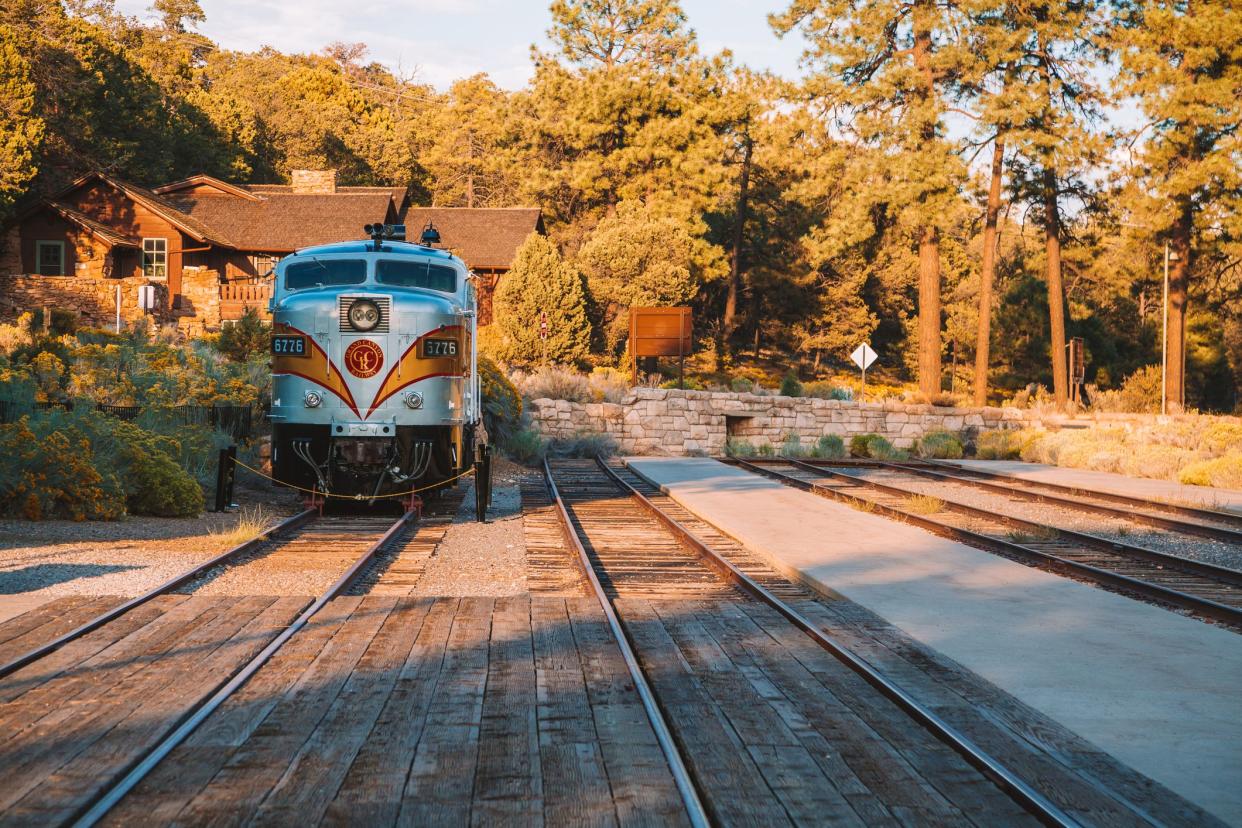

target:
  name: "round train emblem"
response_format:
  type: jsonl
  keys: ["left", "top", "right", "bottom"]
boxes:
{"left": 344, "top": 339, "right": 384, "bottom": 378}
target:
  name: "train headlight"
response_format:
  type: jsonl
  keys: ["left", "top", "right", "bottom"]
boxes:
{"left": 347, "top": 299, "right": 381, "bottom": 332}
{"left": 403, "top": 391, "right": 424, "bottom": 409}
{"left": 304, "top": 390, "right": 323, "bottom": 408}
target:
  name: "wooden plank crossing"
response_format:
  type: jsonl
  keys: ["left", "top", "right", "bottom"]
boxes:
{"left": 95, "top": 596, "right": 687, "bottom": 826}
{"left": 0, "top": 596, "right": 126, "bottom": 667}
{"left": 0, "top": 594, "right": 307, "bottom": 825}
{"left": 616, "top": 462, "right": 1227, "bottom": 827}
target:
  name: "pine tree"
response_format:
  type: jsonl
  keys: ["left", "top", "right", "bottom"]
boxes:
{"left": 577, "top": 201, "right": 706, "bottom": 353}
{"left": 492, "top": 233, "right": 592, "bottom": 366}
{"left": 0, "top": 23, "right": 44, "bottom": 223}
{"left": 1113, "top": 0, "right": 1242, "bottom": 411}
{"left": 772, "top": 0, "right": 974, "bottom": 396}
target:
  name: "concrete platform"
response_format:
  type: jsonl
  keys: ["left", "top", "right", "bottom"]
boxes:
{"left": 948, "top": 459, "right": 1242, "bottom": 515}
{"left": 628, "top": 456, "right": 1242, "bottom": 825}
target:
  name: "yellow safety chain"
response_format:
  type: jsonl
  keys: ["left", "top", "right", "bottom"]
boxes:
{"left": 231, "top": 456, "right": 476, "bottom": 500}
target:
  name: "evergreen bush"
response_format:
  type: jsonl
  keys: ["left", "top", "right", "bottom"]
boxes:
{"left": 491, "top": 233, "right": 591, "bottom": 366}
{"left": 214, "top": 308, "right": 271, "bottom": 362}
{"left": 811, "top": 434, "right": 846, "bottom": 459}
{"left": 479, "top": 356, "right": 522, "bottom": 446}
{"left": 779, "top": 372, "right": 803, "bottom": 397}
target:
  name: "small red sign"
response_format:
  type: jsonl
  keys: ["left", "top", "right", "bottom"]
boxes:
{"left": 345, "top": 339, "right": 384, "bottom": 378}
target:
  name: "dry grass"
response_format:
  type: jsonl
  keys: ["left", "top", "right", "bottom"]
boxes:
{"left": 206, "top": 506, "right": 272, "bottom": 550}
{"left": 905, "top": 494, "right": 945, "bottom": 515}
{"left": 1006, "top": 525, "right": 1060, "bottom": 544}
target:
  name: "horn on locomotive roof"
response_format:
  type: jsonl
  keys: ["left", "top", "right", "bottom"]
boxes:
{"left": 363, "top": 223, "right": 406, "bottom": 249}
{"left": 420, "top": 221, "right": 441, "bottom": 247}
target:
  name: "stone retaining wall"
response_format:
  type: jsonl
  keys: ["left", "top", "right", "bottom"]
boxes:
{"left": 528, "top": 388, "right": 1040, "bottom": 456}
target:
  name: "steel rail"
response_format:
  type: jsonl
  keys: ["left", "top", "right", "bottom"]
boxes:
{"left": 71, "top": 509, "right": 418, "bottom": 828}
{"left": 786, "top": 459, "right": 1242, "bottom": 588}
{"left": 542, "top": 459, "right": 710, "bottom": 828}
{"left": 597, "top": 458, "right": 1079, "bottom": 828}
{"left": 0, "top": 508, "right": 318, "bottom": 681}
{"left": 849, "top": 459, "right": 1242, "bottom": 544}
{"left": 733, "top": 458, "right": 1242, "bottom": 627}
{"left": 921, "top": 459, "right": 1242, "bottom": 530}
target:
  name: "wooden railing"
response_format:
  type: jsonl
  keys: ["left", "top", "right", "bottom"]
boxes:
{"left": 220, "top": 281, "right": 273, "bottom": 320}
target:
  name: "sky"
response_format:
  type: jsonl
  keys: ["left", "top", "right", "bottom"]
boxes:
{"left": 112, "top": 0, "right": 813, "bottom": 90}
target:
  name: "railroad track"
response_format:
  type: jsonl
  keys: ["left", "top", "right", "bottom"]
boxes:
{"left": 732, "top": 458, "right": 1242, "bottom": 628}
{"left": 545, "top": 457, "right": 1080, "bottom": 827}
{"left": 64, "top": 508, "right": 417, "bottom": 826}
{"left": 867, "top": 459, "right": 1242, "bottom": 543}
{"left": 0, "top": 507, "right": 316, "bottom": 680}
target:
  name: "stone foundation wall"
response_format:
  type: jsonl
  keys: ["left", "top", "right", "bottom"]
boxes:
{"left": 528, "top": 388, "right": 1041, "bottom": 456}
{"left": 1, "top": 268, "right": 225, "bottom": 334}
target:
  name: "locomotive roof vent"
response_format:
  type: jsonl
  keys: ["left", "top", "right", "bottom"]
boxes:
{"left": 420, "top": 221, "right": 441, "bottom": 247}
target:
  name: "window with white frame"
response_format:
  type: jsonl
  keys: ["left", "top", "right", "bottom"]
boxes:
{"left": 143, "top": 238, "right": 167, "bottom": 279}
{"left": 36, "top": 241, "right": 66, "bottom": 276}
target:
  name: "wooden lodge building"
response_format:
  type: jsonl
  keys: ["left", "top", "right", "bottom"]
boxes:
{"left": 0, "top": 169, "right": 543, "bottom": 330}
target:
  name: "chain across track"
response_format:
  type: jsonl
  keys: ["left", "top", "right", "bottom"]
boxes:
{"left": 736, "top": 458, "right": 1242, "bottom": 627}
{"left": 72, "top": 509, "right": 417, "bottom": 827}
{"left": 546, "top": 457, "right": 1079, "bottom": 828}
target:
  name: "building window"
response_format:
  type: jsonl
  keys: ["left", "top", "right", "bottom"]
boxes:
{"left": 143, "top": 238, "right": 167, "bottom": 279}
{"left": 36, "top": 241, "right": 65, "bottom": 276}
{"left": 249, "top": 254, "right": 279, "bottom": 277}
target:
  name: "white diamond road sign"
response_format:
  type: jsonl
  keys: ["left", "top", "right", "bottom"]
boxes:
{"left": 851, "top": 343, "right": 877, "bottom": 371}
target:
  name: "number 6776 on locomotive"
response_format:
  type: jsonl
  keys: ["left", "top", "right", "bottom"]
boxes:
{"left": 268, "top": 222, "right": 482, "bottom": 502}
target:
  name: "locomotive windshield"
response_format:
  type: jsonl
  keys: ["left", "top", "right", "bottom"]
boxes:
{"left": 376, "top": 259, "right": 457, "bottom": 293}
{"left": 285, "top": 258, "right": 366, "bottom": 290}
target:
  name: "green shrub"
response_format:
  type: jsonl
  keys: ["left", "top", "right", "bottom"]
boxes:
{"left": 915, "top": 429, "right": 964, "bottom": 459}
{"left": 757, "top": 442, "right": 775, "bottom": 457}
{"left": 731, "top": 377, "right": 754, "bottom": 393}
{"left": 725, "top": 437, "right": 756, "bottom": 457}
{"left": 1088, "top": 365, "right": 1161, "bottom": 413}
{"left": 502, "top": 428, "right": 546, "bottom": 465}
{"left": 0, "top": 418, "right": 125, "bottom": 520}
{"left": 850, "top": 434, "right": 876, "bottom": 458}
{"left": 850, "top": 433, "right": 904, "bottom": 460}
{"left": 1198, "top": 422, "right": 1242, "bottom": 455}
{"left": 1178, "top": 454, "right": 1242, "bottom": 489}
{"left": 779, "top": 372, "right": 803, "bottom": 397}
{"left": 479, "top": 356, "right": 522, "bottom": 446}
{"left": 547, "top": 431, "right": 617, "bottom": 459}
{"left": 811, "top": 434, "right": 846, "bottom": 459}
{"left": 67, "top": 412, "right": 203, "bottom": 516}
{"left": 214, "top": 308, "right": 271, "bottom": 362}
{"left": 659, "top": 376, "right": 707, "bottom": 391}
{"left": 975, "top": 429, "right": 1022, "bottom": 460}
{"left": 779, "top": 433, "right": 804, "bottom": 457}
{"left": 804, "top": 381, "right": 851, "bottom": 400}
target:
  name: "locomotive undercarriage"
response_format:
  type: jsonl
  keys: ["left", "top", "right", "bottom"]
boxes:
{"left": 273, "top": 423, "right": 471, "bottom": 499}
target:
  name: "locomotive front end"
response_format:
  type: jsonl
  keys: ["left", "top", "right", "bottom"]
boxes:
{"left": 269, "top": 225, "right": 479, "bottom": 501}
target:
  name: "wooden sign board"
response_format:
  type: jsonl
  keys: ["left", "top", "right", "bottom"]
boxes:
{"left": 629, "top": 307, "right": 692, "bottom": 357}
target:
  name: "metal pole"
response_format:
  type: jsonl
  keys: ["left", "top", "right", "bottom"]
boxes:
{"left": 115, "top": 285, "right": 121, "bottom": 333}
{"left": 1161, "top": 242, "right": 1169, "bottom": 416}
{"left": 861, "top": 365, "right": 866, "bottom": 404}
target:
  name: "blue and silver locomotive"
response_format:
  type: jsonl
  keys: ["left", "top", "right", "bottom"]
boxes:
{"left": 268, "top": 223, "right": 481, "bottom": 502}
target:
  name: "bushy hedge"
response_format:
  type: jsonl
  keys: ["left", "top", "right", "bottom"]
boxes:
{"left": 479, "top": 355, "right": 522, "bottom": 447}
{"left": 0, "top": 410, "right": 205, "bottom": 520}
{"left": 850, "top": 433, "right": 904, "bottom": 459}
{"left": 914, "top": 429, "right": 964, "bottom": 459}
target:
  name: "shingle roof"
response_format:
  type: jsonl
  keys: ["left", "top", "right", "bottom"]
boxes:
{"left": 403, "top": 208, "right": 544, "bottom": 269}
{"left": 42, "top": 201, "right": 140, "bottom": 248}
{"left": 162, "top": 191, "right": 398, "bottom": 252}
{"left": 51, "top": 172, "right": 234, "bottom": 246}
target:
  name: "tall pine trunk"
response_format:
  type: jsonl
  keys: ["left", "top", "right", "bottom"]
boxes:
{"left": 1043, "top": 168, "right": 1069, "bottom": 404}
{"left": 723, "top": 134, "right": 753, "bottom": 347}
{"left": 913, "top": 9, "right": 942, "bottom": 397}
{"left": 973, "top": 138, "right": 1005, "bottom": 406}
{"left": 1166, "top": 201, "right": 1192, "bottom": 411}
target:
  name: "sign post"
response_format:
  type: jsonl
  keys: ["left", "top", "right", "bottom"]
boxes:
{"left": 850, "top": 343, "right": 878, "bottom": 402}
{"left": 628, "top": 307, "right": 693, "bottom": 385}
{"left": 539, "top": 311, "right": 549, "bottom": 365}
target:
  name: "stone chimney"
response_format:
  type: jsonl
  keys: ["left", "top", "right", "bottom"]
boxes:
{"left": 290, "top": 169, "right": 337, "bottom": 194}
